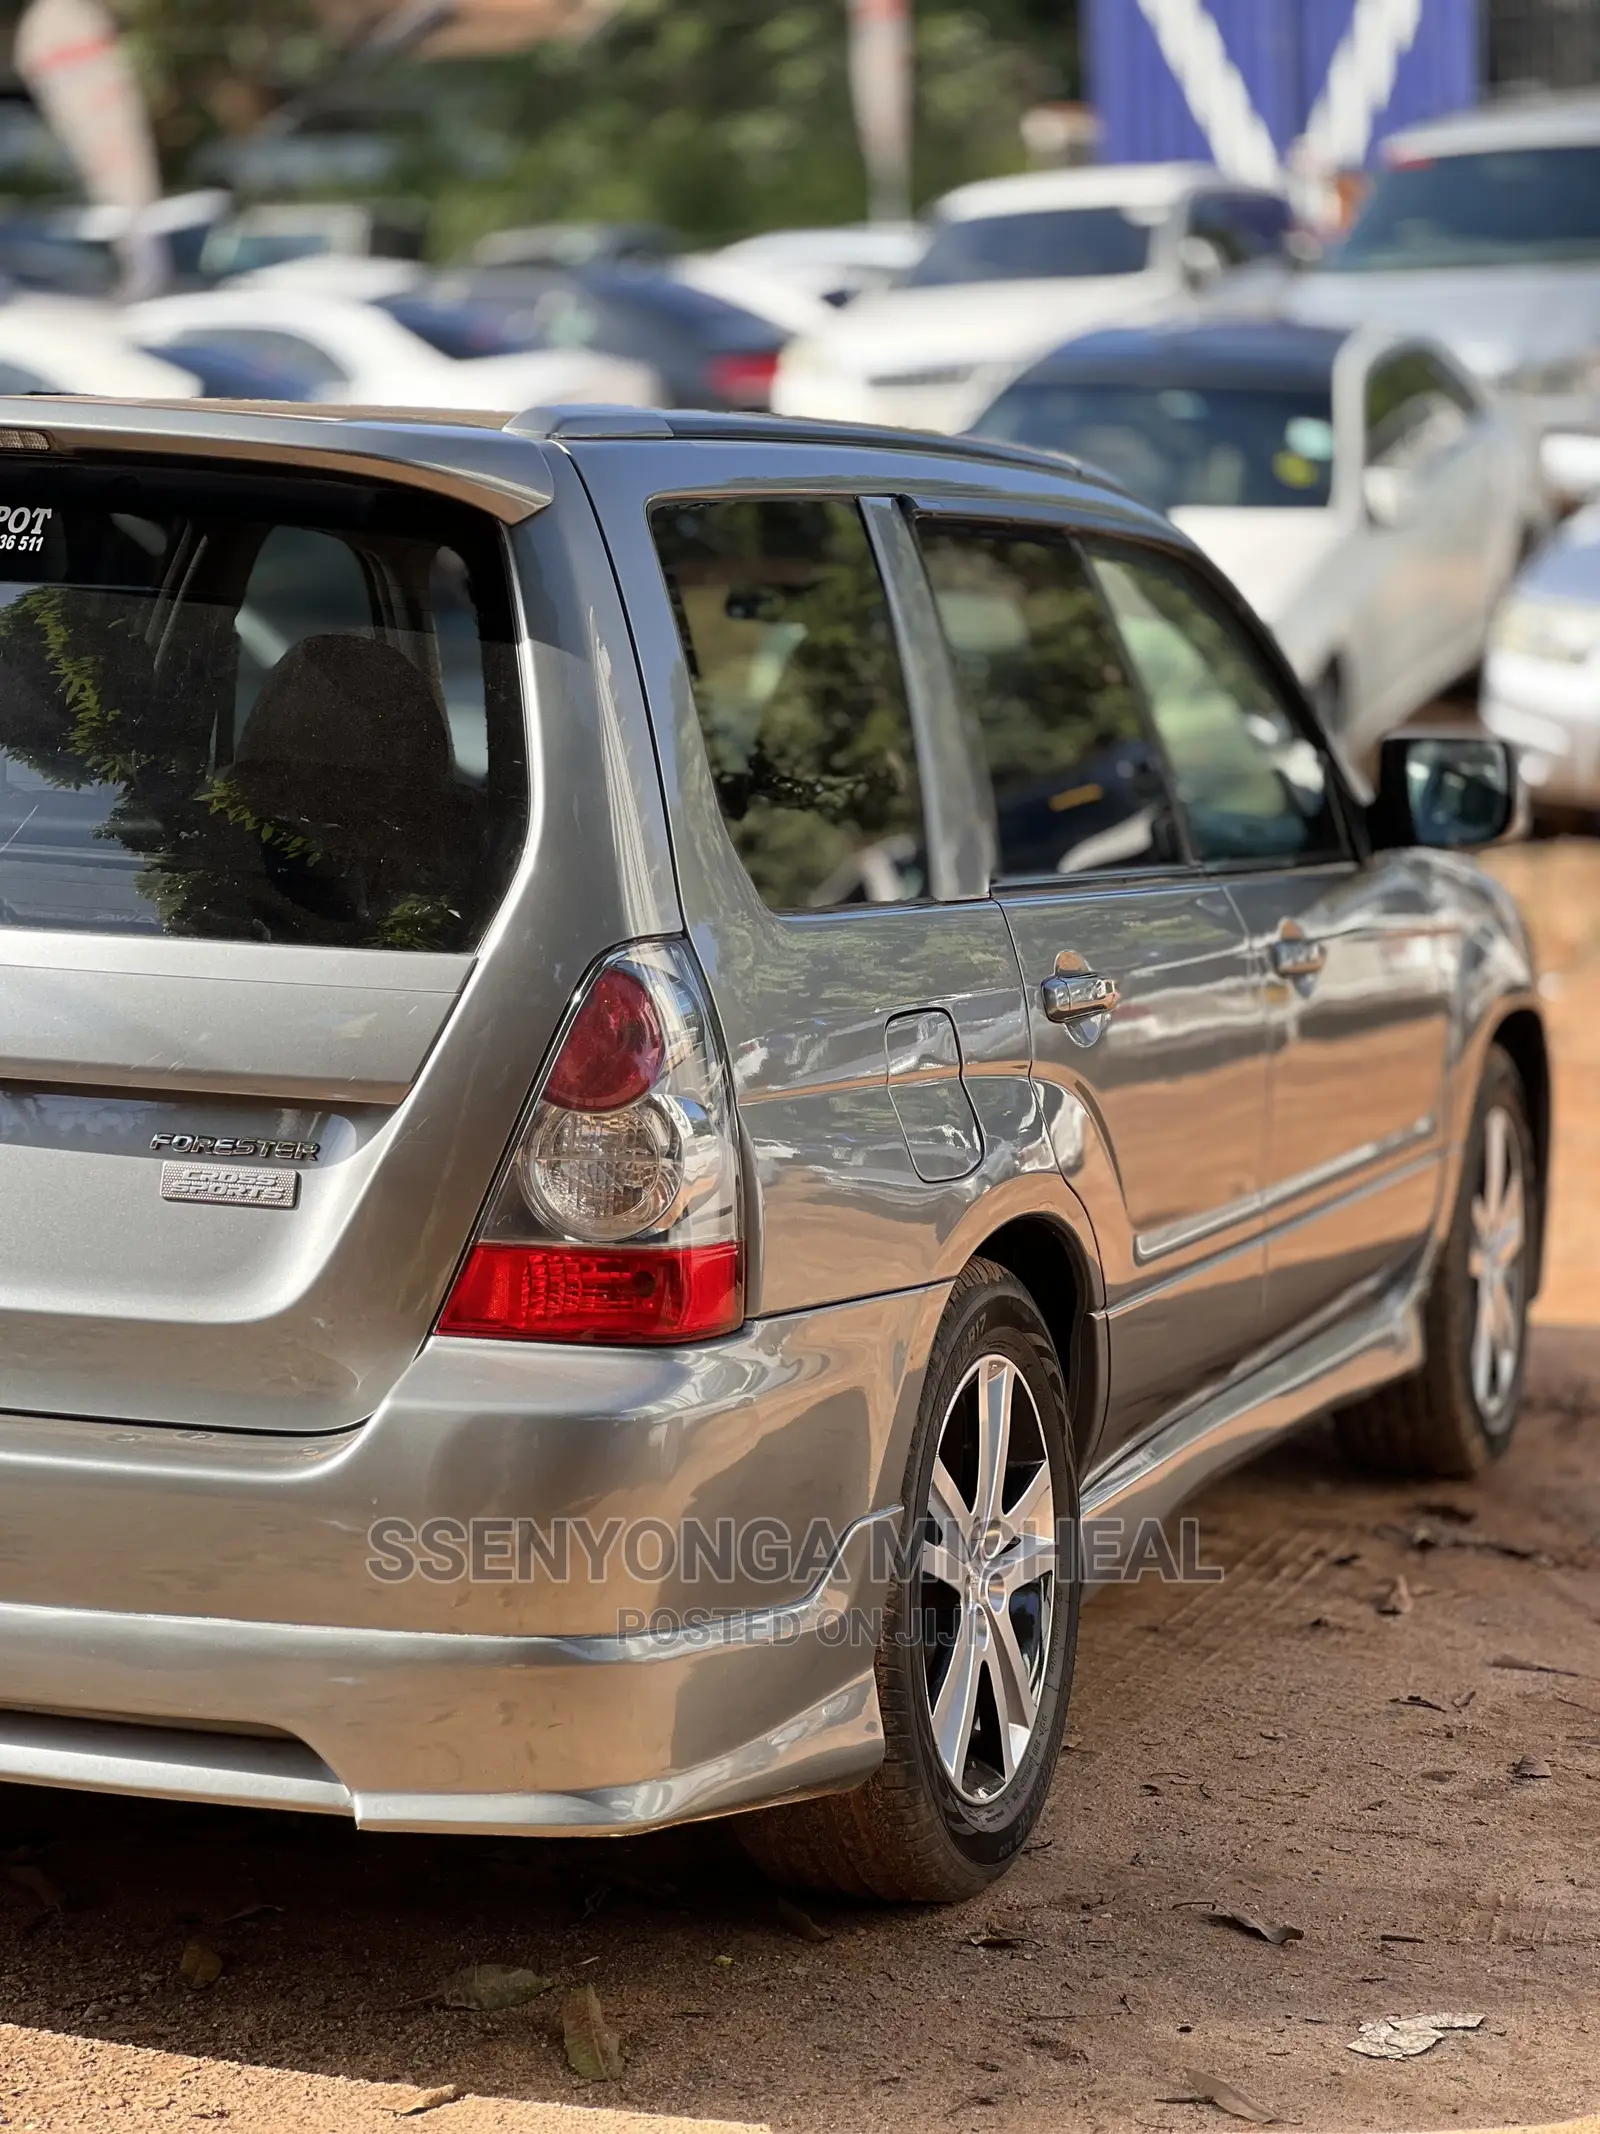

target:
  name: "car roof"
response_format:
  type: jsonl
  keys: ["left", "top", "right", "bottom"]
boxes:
{"left": 931, "top": 161, "right": 1228, "bottom": 224}
{"left": 1013, "top": 318, "right": 1350, "bottom": 392}
{"left": 1385, "top": 90, "right": 1600, "bottom": 159}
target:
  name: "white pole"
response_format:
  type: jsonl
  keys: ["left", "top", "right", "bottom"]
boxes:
{"left": 848, "top": 0, "right": 913, "bottom": 225}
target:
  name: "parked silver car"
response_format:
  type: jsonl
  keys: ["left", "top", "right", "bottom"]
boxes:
{"left": 0, "top": 397, "right": 1546, "bottom": 1904}
{"left": 1288, "top": 92, "right": 1600, "bottom": 492}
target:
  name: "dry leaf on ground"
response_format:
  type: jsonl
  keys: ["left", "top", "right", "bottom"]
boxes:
{"left": 179, "top": 1940, "right": 223, "bottom": 1988}
{"left": 433, "top": 1964, "right": 553, "bottom": 2012}
{"left": 1205, "top": 1908, "right": 1303, "bottom": 1947}
{"left": 1167, "top": 2069, "right": 1276, "bottom": 2122}
{"left": 395, "top": 2085, "right": 461, "bottom": 2117}
{"left": 774, "top": 1895, "right": 831, "bottom": 1943}
{"left": 562, "top": 1983, "right": 623, "bottom": 2081}
{"left": 1348, "top": 2013, "right": 1484, "bottom": 2060}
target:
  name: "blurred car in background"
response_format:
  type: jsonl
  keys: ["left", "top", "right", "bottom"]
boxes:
{"left": 0, "top": 297, "right": 198, "bottom": 397}
{"left": 198, "top": 201, "right": 426, "bottom": 281}
{"left": 132, "top": 335, "right": 319, "bottom": 402}
{"left": 1288, "top": 93, "right": 1600, "bottom": 498}
{"left": 772, "top": 162, "right": 1298, "bottom": 433}
{"left": 460, "top": 267, "right": 788, "bottom": 409}
{"left": 1482, "top": 500, "right": 1600, "bottom": 818}
{"left": 681, "top": 222, "right": 925, "bottom": 308}
{"left": 972, "top": 318, "right": 1535, "bottom": 752}
{"left": 124, "top": 287, "right": 662, "bottom": 411}
{"left": 0, "top": 193, "right": 231, "bottom": 297}
{"left": 468, "top": 223, "right": 677, "bottom": 271}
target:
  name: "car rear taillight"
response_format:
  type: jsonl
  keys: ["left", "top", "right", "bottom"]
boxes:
{"left": 438, "top": 941, "right": 743, "bottom": 1344}
{"left": 707, "top": 350, "right": 780, "bottom": 408}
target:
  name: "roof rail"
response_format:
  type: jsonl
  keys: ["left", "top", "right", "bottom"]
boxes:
{"left": 505, "top": 402, "right": 1091, "bottom": 485}
{"left": 504, "top": 404, "right": 673, "bottom": 440}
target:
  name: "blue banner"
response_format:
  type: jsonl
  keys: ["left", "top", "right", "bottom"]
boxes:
{"left": 1087, "top": 0, "right": 1480, "bottom": 178}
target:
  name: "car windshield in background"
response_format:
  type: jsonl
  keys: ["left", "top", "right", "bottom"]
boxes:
{"left": 906, "top": 207, "right": 1154, "bottom": 286}
{"left": 377, "top": 294, "right": 538, "bottom": 360}
{"left": 1330, "top": 146, "right": 1600, "bottom": 270}
{"left": 977, "top": 382, "right": 1336, "bottom": 511}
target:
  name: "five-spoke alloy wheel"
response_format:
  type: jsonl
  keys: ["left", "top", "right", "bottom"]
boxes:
{"left": 735, "top": 1260, "right": 1080, "bottom": 1901}
{"left": 920, "top": 1353, "right": 1057, "bottom": 1803}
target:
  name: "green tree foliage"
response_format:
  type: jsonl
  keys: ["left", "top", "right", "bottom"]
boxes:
{"left": 118, "top": 0, "right": 342, "bottom": 164}
{"left": 419, "top": 0, "right": 1081, "bottom": 252}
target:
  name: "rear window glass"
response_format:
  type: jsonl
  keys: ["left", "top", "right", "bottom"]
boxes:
{"left": 0, "top": 463, "right": 527, "bottom": 948}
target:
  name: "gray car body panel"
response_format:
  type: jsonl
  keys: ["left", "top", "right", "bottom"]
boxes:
{"left": 0, "top": 399, "right": 1545, "bottom": 1833}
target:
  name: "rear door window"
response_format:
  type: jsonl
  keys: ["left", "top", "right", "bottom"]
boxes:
{"left": 917, "top": 519, "right": 1183, "bottom": 876}
{"left": 0, "top": 464, "right": 527, "bottom": 948}
{"left": 1087, "top": 542, "right": 1343, "bottom": 865}
{"left": 650, "top": 496, "right": 927, "bottom": 910}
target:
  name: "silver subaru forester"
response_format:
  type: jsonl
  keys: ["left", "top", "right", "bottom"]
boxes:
{"left": 0, "top": 397, "right": 1544, "bottom": 1903}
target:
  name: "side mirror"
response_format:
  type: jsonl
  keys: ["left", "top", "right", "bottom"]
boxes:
{"left": 1369, "top": 733, "right": 1524, "bottom": 852}
{"left": 1540, "top": 431, "right": 1600, "bottom": 507}
{"left": 1362, "top": 463, "right": 1415, "bottom": 529}
{"left": 1176, "top": 234, "right": 1225, "bottom": 290}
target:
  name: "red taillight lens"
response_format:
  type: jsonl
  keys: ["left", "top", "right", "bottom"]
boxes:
{"left": 542, "top": 967, "right": 666, "bottom": 1113}
{"left": 707, "top": 351, "right": 780, "bottom": 408}
{"left": 439, "top": 1241, "right": 742, "bottom": 1343}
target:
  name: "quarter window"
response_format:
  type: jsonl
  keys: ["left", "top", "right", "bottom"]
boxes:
{"left": 917, "top": 520, "right": 1180, "bottom": 877}
{"left": 1088, "top": 544, "right": 1342, "bottom": 865}
{"left": 651, "top": 497, "right": 927, "bottom": 910}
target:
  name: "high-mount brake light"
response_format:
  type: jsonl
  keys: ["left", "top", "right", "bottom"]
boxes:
{"left": 437, "top": 942, "right": 743, "bottom": 1344}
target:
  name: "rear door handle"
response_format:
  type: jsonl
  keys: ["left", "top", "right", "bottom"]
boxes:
{"left": 1040, "top": 969, "right": 1120, "bottom": 1047}
{"left": 1271, "top": 931, "right": 1328, "bottom": 981}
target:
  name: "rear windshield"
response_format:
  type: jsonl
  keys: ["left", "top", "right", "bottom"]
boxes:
{"left": 977, "top": 380, "right": 1337, "bottom": 510}
{"left": 0, "top": 462, "right": 527, "bottom": 949}
{"left": 1331, "top": 147, "right": 1600, "bottom": 271}
{"left": 906, "top": 207, "right": 1155, "bottom": 286}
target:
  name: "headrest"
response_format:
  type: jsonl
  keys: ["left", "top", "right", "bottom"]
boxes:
{"left": 236, "top": 633, "right": 450, "bottom": 784}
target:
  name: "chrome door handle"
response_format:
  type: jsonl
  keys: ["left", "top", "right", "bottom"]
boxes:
{"left": 1041, "top": 971, "right": 1121, "bottom": 1023}
{"left": 1271, "top": 934, "right": 1328, "bottom": 980}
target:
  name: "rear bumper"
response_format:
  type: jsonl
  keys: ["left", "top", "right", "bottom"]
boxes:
{"left": 0, "top": 1288, "right": 942, "bottom": 1832}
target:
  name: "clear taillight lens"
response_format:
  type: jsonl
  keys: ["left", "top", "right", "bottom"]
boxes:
{"left": 438, "top": 941, "right": 743, "bottom": 1344}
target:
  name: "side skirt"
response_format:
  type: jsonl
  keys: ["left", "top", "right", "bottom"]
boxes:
{"left": 1078, "top": 1275, "right": 1424, "bottom": 1584}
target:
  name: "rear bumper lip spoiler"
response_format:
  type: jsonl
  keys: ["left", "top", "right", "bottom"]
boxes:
{"left": 0, "top": 1544, "right": 892, "bottom": 1834}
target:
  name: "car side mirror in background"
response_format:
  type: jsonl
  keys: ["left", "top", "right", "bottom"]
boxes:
{"left": 1540, "top": 431, "right": 1600, "bottom": 508}
{"left": 1362, "top": 464, "right": 1415, "bottom": 529}
{"left": 1369, "top": 733, "right": 1524, "bottom": 853}
{"left": 1176, "top": 235, "right": 1225, "bottom": 290}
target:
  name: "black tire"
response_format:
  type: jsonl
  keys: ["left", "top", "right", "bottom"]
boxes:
{"left": 735, "top": 1259, "right": 1080, "bottom": 1903}
{"left": 1336, "top": 1046, "right": 1537, "bottom": 1478}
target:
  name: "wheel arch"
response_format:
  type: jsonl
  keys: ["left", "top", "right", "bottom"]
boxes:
{"left": 965, "top": 1214, "right": 1101, "bottom": 1463}
{"left": 1490, "top": 1006, "right": 1550, "bottom": 1296}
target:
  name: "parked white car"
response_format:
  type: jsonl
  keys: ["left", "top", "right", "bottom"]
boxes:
{"left": 0, "top": 296, "right": 198, "bottom": 398}
{"left": 1482, "top": 496, "right": 1600, "bottom": 816}
{"left": 771, "top": 163, "right": 1296, "bottom": 434}
{"left": 124, "top": 289, "right": 662, "bottom": 412}
{"left": 684, "top": 222, "right": 926, "bottom": 308}
{"left": 971, "top": 317, "right": 1537, "bottom": 753}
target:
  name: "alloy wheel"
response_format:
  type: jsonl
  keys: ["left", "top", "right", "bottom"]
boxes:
{"left": 919, "top": 1352, "right": 1057, "bottom": 1803}
{"left": 1468, "top": 1103, "right": 1526, "bottom": 1424}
